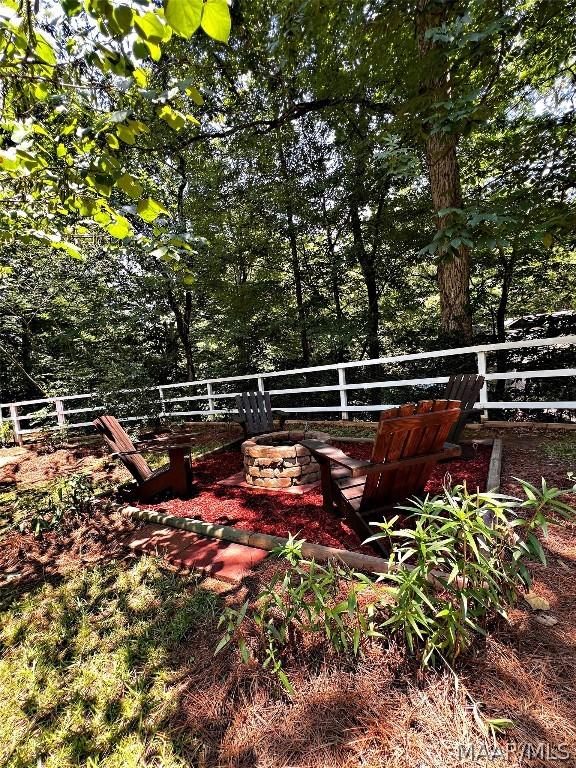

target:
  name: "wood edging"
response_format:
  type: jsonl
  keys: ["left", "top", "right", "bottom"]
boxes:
{"left": 486, "top": 438, "right": 503, "bottom": 491}
{"left": 124, "top": 507, "right": 472, "bottom": 588}
{"left": 124, "top": 506, "right": 393, "bottom": 574}
{"left": 467, "top": 420, "right": 576, "bottom": 431}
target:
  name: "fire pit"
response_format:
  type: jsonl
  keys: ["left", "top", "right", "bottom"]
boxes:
{"left": 241, "top": 430, "right": 331, "bottom": 489}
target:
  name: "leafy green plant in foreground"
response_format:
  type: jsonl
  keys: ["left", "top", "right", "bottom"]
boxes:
{"left": 216, "top": 535, "right": 383, "bottom": 692}
{"left": 14, "top": 473, "right": 95, "bottom": 536}
{"left": 217, "top": 480, "right": 576, "bottom": 689}
{"left": 371, "top": 478, "right": 575, "bottom": 666}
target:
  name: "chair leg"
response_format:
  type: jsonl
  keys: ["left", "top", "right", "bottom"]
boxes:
{"left": 137, "top": 470, "right": 174, "bottom": 502}
{"left": 318, "top": 461, "right": 336, "bottom": 513}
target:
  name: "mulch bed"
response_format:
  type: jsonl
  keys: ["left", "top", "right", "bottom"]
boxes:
{"left": 142, "top": 442, "right": 492, "bottom": 552}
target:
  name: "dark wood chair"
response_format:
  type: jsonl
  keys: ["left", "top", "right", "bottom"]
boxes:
{"left": 301, "top": 400, "right": 462, "bottom": 548}
{"left": 233, "top": 391, "right": 288, "bottom": 438}
{"left": 93, "top": 415, "right": 196, "bottom": 502}
{"left": 443, "top": 374, "right": 485, "bottom": 443}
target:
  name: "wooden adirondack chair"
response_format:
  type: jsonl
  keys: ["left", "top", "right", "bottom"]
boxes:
{"left": 443, "top": 374, "right": 485, "bottom": 443}
{"left": 233, "top": 391, "right": 288, "bottom": 438}
{"left": 93, "top": 415, "right": 196, "bottom": 502}
{"left": 301, "top": 400, "right": 462, "bottom": 548}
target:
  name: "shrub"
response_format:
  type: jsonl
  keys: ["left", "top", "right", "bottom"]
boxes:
{"left": 216, "top": 479, "right": 575, "bottom": 688}
{"left": 216, "top": 535, "right": 382, "bottom": 692}
{"left": 369, "top": 478, "right": 576, "bottom": 666}
{"left": 15, "top": 473, "right": 96, "bottom": 536}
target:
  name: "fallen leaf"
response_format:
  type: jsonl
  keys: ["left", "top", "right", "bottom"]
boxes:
{"left": 535, "top": 614, "right": 558, "bottom": 627}
{"left": 524, "top": 592, "right": 550, "bottom": 611}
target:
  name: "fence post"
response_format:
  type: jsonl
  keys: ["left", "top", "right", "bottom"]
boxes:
{"left": 206, "top": 382, "right": 215, "bottom": 419}
{"left": 158, "top": 386, "right": 166, "bottom": 419}
{"left": 476, "top": 350, "right": 489, "bottom": 419}
{"left": 54, "top": 398, "right": 66, "bottom": 429}
{"left": 9, "top": 404, "right": 23, "bottom": 446}
{"left": 257, "top": 376, "right": 265, "bottom": 393}
{"left": 337, "top": 366, "right": 349, "bottom": 421}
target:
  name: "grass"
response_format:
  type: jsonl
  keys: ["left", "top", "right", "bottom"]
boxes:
{"left": 544, "top": 435, "right": 576, "bottom": 463}
{"left": 0, "top": 558, "right": 221, "bottom": 768}
{"left": 289, "top": 420, "right": 377, "bottom": 439}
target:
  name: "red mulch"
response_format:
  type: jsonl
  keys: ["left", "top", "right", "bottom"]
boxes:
{"left": 142, "top": 442, "right": 492, "bottom": 552}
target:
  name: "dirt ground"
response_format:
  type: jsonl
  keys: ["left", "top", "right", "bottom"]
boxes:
{"left": 0, "top": 422, "right": 575, "bottom": 767}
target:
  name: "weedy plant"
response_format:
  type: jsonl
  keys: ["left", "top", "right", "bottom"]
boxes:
{"left": 216, "top": 535, "right": 382, "bottom": 692}
{"left": 216, "top": 479, "right": 575, "bottom": 690}
{"left": 368, "top": 478, "right": 576, "bottom": 666}
{"left": 15, "top": 473, "right": 95, "bottom": 536}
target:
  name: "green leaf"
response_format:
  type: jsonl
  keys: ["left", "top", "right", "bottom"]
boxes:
{"left": 116, "top": 172, "right": 143, "bottom": 199}
{"left": 107, "top": 216, "right": 132, "bottom": 239}
{"left": 200, "top": 0, "right": 231, "bottom": 43}
{"left": 57, "top": 240, "right": 83, "bottom": 259}
{"left": 135, "top": 12, "right": 165, "bottom": 42}
{"left": 105, "top": 132, "right": 120, "bottom": 149}
{"left": 277, "top": 669, "right": 294, "bottom": 694}
{"left": 137, "top": 198, "right": 169, "bottom": 223}
{"left": 116, "top": 125, "right": 135, "bottom": 145}
{"left": 165, "top": 0, "right": 202, "bottom": 38}
{"left": 109, "top": 110, "right": 130, "bottom": 124}
{"left": 113, "top": 5, "right": 134, "bottom": 35}
{"left": 238, "top": 638, "right": 250, "bottom": 663}
{"left": 133, "top": 68, "right": 148, "bottom": 87}
{"left": 157, "top": 105, "right": 186, "bottom": 131}
{"left": 144, "top": 39, "right": 162, "bottom": 61}
{"left": 214, "top": 635, "right": 229, "bottom": 655}
{"left": 35, "top": 34, "right": 56, "bottom": 66}
{"left": 62, "top": 0, "right": 82, "bottom": 15}
{"left": 186, "top": 85, "right": 204, "bottom": 105}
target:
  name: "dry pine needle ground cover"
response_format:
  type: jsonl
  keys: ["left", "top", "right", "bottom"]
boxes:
{"left": 0, "top": 423, "right": 574, "bottom": 768}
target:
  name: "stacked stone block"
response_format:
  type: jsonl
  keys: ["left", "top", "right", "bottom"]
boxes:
{"left": 241, "top": 430, "right": 331, "bottom": 488}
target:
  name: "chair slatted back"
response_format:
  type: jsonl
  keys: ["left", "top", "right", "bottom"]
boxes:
{"left": 444, "top": 374, "right": 485, "bottom": 411}
{"left": 93, "top": 415, "right": 152, "bottom": 483}
{"left": 360, "top": 399, "right": 461, "bottom": 511}
{"left": 235, "top": 391, "right": 275, "bottom": 436}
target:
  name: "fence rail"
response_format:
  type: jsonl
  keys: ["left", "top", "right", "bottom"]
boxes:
{"left": 1, "top": 335, "right": 575, "bottom": 445}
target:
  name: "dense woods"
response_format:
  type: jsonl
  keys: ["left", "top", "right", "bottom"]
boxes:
{"left": 1, "top": 0, "right": 575, "bottom": 404}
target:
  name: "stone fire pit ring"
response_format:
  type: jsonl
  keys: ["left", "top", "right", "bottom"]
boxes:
{"left": 241, "top": 430, "right": 332, "bottom": 489}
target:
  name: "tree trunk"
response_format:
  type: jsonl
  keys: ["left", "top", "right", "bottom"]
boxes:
{"left": 350, "top": 203, "right": 379, "bottom": 360}
{"left": 166, "top": 288, "right": 196, "bottom": 380}
{"left": 279, "top": 145, "right": 310, "bottom": 365}
{"left": 494, "top": 243, "right": 516, "bottom": 400}
{"left": 416, "top": 0, "right": 473, "bottom": 340}
{"left": 322, "top": 196, "right": 346, "bottom": 362}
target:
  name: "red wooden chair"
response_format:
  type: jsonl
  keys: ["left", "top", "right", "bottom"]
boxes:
{"left": 301, "top": 400, "right": 462, "bottom": 547}
{"left": 93, "top": 415, "right": 196, "bottom": 501}
{"left": 443, "top": 374, "right": 485, "bottom": 443}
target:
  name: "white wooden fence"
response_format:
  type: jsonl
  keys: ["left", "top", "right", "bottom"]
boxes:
{"left": 1, "top": 335, "right": 575, "bottom": 445}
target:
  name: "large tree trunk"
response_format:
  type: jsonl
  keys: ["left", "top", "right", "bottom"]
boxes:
{"left": 416, "top": 0, "right": 473, "bottom": 340}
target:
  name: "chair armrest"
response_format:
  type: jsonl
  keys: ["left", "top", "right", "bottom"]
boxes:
{"left": 300, "top": 439, "right": 371, "bottom": 477}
